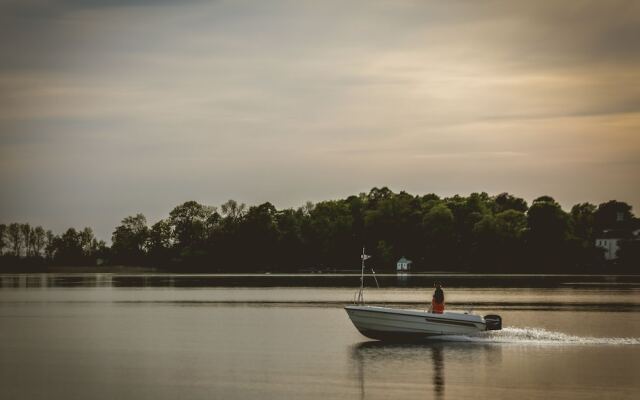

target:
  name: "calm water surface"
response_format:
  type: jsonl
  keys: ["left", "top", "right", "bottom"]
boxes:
{"left": 1, "top": 274, "right": 639, "bottom": 400}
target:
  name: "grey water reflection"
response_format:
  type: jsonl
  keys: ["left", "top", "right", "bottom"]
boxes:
{"left": 396, "top": 273, "right": 409, "bottom": 286}
{"left": 351, "top": 341, "right": 501, "bottom": 400}
{"left": 2, "top": 273, "right": 639, "bottom": 289}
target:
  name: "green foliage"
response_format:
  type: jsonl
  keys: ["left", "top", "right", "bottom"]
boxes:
{"left": 570, "top": 203, "right": 597, "bottom": 241}
{"left": 21, "top": 224, "right": 32, "bottom": 256}
{"left": 130, "top": 191, "right": 630, "bottom": 272}
{"left": 493, "top": 192, "right": 528, "bottom": 213}
{"left": 8, "top": 223, "right": 23, "bottom": 256}
{"left": 111, "top": 214, "right": 149, "bottom": 264}
{"left": 32, "top": 226, "right": 46, "bottom": 257}
{"left": 169, "top": 201, "right": 215, "bottom": 245}
{"left": 51, "top": 227, "right": 103, "bottom": 266}
{"left": 525, "top": 196, "right": 572, "bottom": 271}
{"left": 1, "top": 189, "right": 636, "bottom": 273}
{"left": 44, "top": 230, "right": 55, "bottom": 260}
{"left": 0, "top": 224, "right": 7, "bottom": 255}
{"left": 307, "top": 200, "right": 354, "bottom": 267}
{"left": 422, "top": 203, "right": 455, "bottom": 268}
{"left": 594, "top": 200, "right": 633, "bottom": 231}
{"left": 239, "top": 202, "right": 280, "bottom": 270}
{"left": 472, "top": 210, "right": 527, "bottom": 271}
{"left": 527, "top": 196, "right": 570, "bottom": 241}
{"left": 617, "top": 240, "right": 640, "bottom": 272}
{"left": 376, "top": 240, "right": 393, "bottom": 266}
{"left": 146, "top": 219, "right": 173, "bottom": 255}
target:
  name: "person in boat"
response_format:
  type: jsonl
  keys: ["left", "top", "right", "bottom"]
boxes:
{"left": 430, "top": 282, "right": 445, "bottom": 314}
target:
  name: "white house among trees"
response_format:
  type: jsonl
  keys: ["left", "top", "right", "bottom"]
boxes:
{"left": 596, "top": 229, "right": 640, "bottom": 260}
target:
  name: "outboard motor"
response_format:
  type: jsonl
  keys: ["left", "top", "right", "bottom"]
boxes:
{"left": 484, "top": 314, "right": 502, "bottom": 331}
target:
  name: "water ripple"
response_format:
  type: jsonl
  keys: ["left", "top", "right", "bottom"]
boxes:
{"left": 435, "top": 327, "right": 640, "bottom": 345}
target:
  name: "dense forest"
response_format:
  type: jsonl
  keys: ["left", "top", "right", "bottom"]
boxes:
{"left": 1, "top": 188, "right": 639, "bottom": 273}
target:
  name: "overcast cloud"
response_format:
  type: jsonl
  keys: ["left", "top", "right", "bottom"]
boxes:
{"left": 1, "top": 0, "right": 639, "bottom": 240}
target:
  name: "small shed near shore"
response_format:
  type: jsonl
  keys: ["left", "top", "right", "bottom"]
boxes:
{"left": 396, "top": 257, "right": 412, "bottom": 272}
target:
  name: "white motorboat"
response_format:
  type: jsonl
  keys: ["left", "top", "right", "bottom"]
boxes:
{"left": 346, "top": 248, "right": 502, "bottom": 341}
{"left": 345, "top": 305, "right": 502, "bottom": 340}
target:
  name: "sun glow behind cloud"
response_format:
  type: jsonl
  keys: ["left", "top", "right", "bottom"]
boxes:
{"left": 0, "top": 0, "right": 639, "bottom": 239}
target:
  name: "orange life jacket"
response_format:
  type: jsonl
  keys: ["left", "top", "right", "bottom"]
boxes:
{"left": 431, "top": 298, "right": 445, "bottom": 314}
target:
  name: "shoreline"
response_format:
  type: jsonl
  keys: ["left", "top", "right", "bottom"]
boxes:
{"left": 1, "top": 269, "right": 638, "bottom": 277}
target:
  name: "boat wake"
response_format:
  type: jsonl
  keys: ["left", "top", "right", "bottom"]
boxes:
{"left": 432, "top": 327, "right": 640, "bottom": 345}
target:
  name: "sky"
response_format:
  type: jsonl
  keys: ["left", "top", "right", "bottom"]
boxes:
{"left": 1, "top": 0, "right": 639, "bottom": 241}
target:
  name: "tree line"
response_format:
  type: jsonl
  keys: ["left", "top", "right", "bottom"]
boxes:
{"left": 0, "top": 224, "right": 107, "bottom": 270}
{"left": 1, "top": 188, "right": 638, "bottom": 273}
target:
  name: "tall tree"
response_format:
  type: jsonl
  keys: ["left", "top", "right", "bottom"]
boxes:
{"left": 306, "top": 200, "right": 354, "bottom": 267}
{"left": 80, "top": 227, "right": 97, "bottom": 256}
{"left": 8, "top": 223, "right": 22, "bottom": 256}
{"left": 21, "top": 224, "right": 32, "bottom": 257}
{"left": 275, "top": 208, "right": 305, "bottom": 271}
{"left": 422, "top": 203, "right": 455, "bottom": 269}
{"left": 147, "top": 219, "right": 173, "bottom": 264}
{"left": 239, "top": 202, "right": 280, "bottom": 270}
{"left": 493, "top": 192, "right": 528, "bottom": 213}
{"left": 51, "top": 227, "right": 102, "bottom": 266}
{"left": 32, "top": 226, "right": 46, "bottom": 257}
{"left": 526, "top": 196, "right": 571, "bottom": 271}
{"left": 111, "top": 214, "right": 149, "bottom": 264}
{"left": 169, "top": 201, "right": 214, "bottom": 246}
{"left": 445, "top": 193, "right": 492, "bottom": 266}
{"left": 527, "top": 196, "right": 570, "bottom": 242}
{"left": 473, "top": 210, "right": 527, "bottom": 271}
{"left": 220, "top": 199, "right": 246, "bottom": 221}
{"left": 594, "top": 200, "right": 634, "bottom": 231}
{"left": 53, "top": 228, "right": 83, "bottom": 265}
{"left": 44, "top": 230, "right": 56, "bottom": 260}
{"left": 0, "top": 224, "right": 7, "bottom": 255}
{"left": 570, "top": 203, "right": 597, "bottom": 243}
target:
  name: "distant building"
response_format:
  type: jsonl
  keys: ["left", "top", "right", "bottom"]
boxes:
{"left": 595, "top": 229, "right": 640, "bottom": 260}
{"left": 396, "top": 257, "right": 412, "bottom": 272}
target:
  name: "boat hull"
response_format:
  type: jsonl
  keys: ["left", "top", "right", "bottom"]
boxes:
{"left": 345, "top": 305, "right": 487, "bottom": 340}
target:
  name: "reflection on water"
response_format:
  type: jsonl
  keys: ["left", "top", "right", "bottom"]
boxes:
{"left": 351, "top": 341, "right": 503, "bottom": 400}
{"left": 433, "top": 345, "right": 444, "bottom": 398}
{"left": 0, "top": 292, "right": 639, "bottom": 400}
{"left": 2, "top": 274, "right": 639, "bottom": 314}
{"left": 1, "top": 273, "right": 639, "bottom": 289}
{"left": 396, "top": 273, "right": 409, "bottom": 286}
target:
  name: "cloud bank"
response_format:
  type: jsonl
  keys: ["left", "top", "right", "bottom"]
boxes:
{"left": 1, "top": 0, "right": 639, "bottom": 239}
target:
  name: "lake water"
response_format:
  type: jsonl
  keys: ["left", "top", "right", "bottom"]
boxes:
{"left": 1, "top": 274, "right": 639, "bottom": 399}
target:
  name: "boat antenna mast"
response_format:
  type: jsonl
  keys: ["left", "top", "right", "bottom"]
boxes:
{"left": 356, "top": 247, "right": 379, "bottom": 304}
